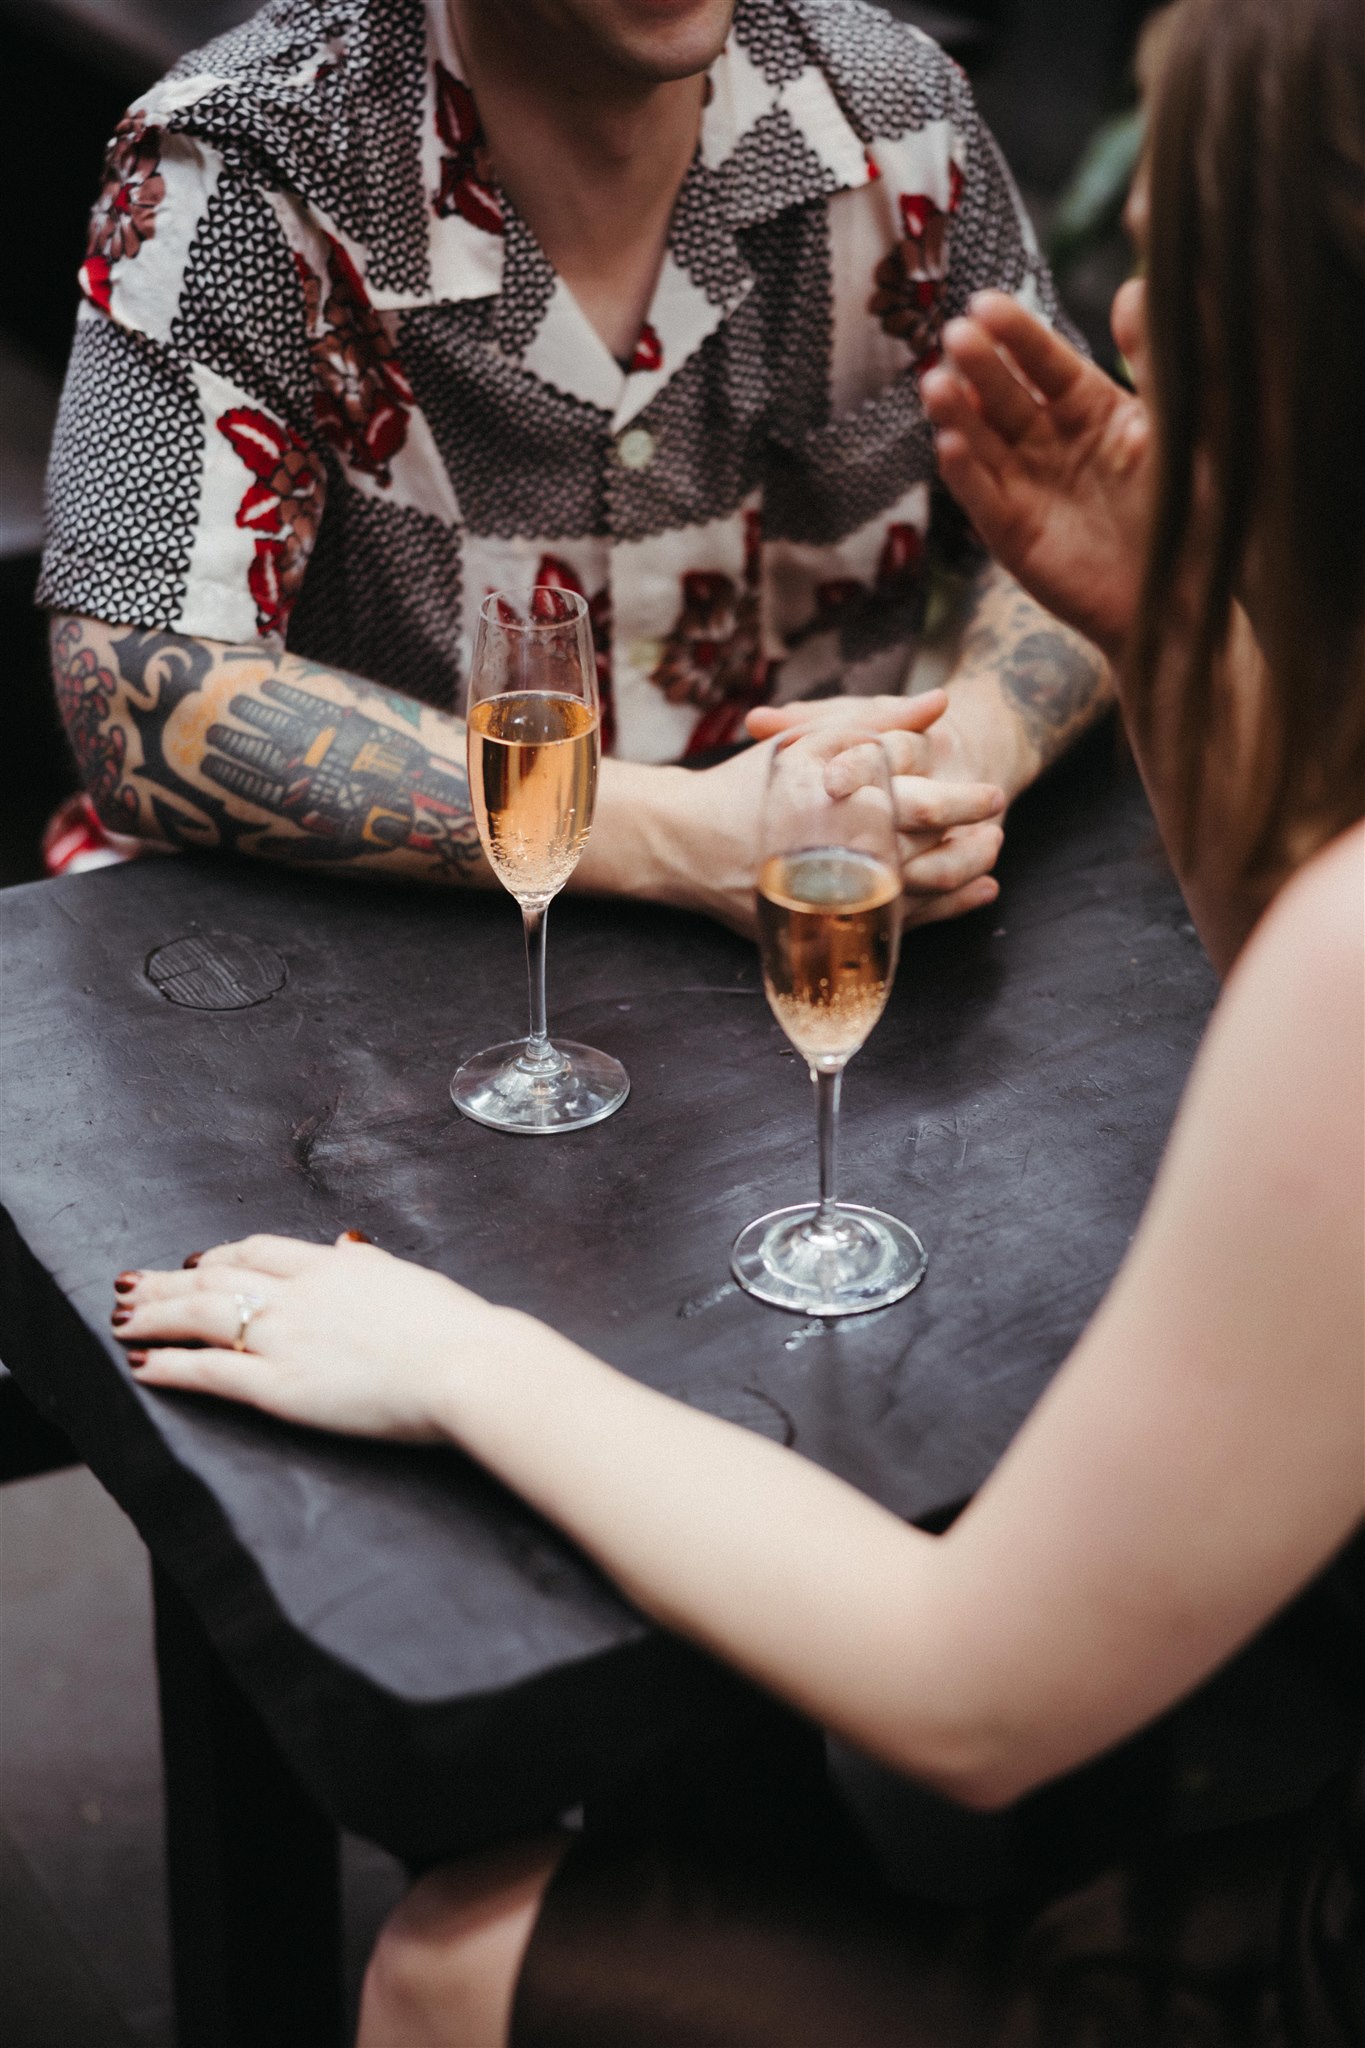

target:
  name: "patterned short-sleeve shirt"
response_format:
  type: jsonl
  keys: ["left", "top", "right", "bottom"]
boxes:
{"left": 39, "top": 0, "right": 1067, "bottom": 762}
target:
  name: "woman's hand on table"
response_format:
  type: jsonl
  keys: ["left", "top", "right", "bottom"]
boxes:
{"left": 111, "top": 1235, "right": 519, "bottom": 1442}
{"left": 919, "top": 287, "right": 1155, "bottom": 665}
{"left": 747, "top": 688, "right": 1006, "bottom": 924}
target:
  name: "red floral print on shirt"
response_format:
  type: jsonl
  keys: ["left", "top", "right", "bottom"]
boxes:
{"left": 629, "top": 323, "right": 663, "bottom": 374}
{"left": 535, "top": 556, "right": 616, "bottom": 754}
{"left": 433, "top": 65, "right": 503, "bottom": 235}
{"left": 869, "top": 161, "right": 965, "bottom": 371}
{"left": 295, "top": 240, "right": 414, "bottom": 486}
{"left": 786, "top": 522, "right": 926, "bottom": 651}
{"left": 651, "top": 510, "right": 770, "bottom": 754}
{"left": 79, "top": 112, "right": 166, "bottom": 309}
{"left": 877, "top": 521, "right": 924, "bottom": 590}
{"left": 219, "top": 408, "right": 324, "bottom": 636}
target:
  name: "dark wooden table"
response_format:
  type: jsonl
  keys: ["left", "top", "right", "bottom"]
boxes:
{"left": 0, "top": 727, "right": 1217, "bottom": 2043}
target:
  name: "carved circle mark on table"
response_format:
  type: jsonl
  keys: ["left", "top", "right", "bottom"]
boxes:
{"left": 145, "top": 932, "right": 289, "bottom": 1011}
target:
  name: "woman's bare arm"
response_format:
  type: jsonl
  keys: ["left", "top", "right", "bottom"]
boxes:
{"left": 117, "top": 827, "right": 1364, "bottom": 1808}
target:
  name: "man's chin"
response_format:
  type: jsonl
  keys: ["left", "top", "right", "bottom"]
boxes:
{"left": 578, "top": 0, "right": 734, "bottom": 82}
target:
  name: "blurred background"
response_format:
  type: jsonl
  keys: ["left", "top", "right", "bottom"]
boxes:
{"left": 0, "top": 5, "right": 1162, "bottom": 2044}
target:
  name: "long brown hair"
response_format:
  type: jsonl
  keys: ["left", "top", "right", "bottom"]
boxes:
{"left": 1132, "top": 0, "right": 1365, "bottom": 881}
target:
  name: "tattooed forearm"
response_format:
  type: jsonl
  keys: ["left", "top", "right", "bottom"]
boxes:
{"left": 48, "top": 614, "right": 485, "bottom": 883}
{"left": 954, "top": 564, "right": 1113, "bottom": 781}
{"left": 50, "top": 616, "right": 140, "bottom": 834}
{"left": 997, "top": 629, "right": 1109, "bottom": 754}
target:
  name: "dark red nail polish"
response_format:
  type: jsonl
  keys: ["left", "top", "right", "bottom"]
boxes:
{"left": 111, "top": 1308, "right": 132, "bottom": 1328}
{"left": 114, "top": 1272, "right": 139, "bottom": 1294}
{"left": 341, "top": 1228, "right": 372, "bottom": 1244}
{"left": 126, "top": 1351, "right": 148, "bottom": 1368}
{"left": 183, "top": 1251, "right": 203, "bottom": 1269}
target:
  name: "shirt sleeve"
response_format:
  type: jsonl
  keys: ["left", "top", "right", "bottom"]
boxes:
{"left": 38, "top": 114, "right": 326, "bottom": 646}
{"left": 865, "top": 54, "right": 1085, "bottom": 382}
{"left": 939, "top": 72, "right": 1086, "bottom": 352}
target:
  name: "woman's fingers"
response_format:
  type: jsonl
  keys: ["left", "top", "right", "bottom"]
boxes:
{"left": 920, "top": 364, "right": 1012, "bottom": 474}
{"left": 128, "top": 1345, "right": 279, "bottom": 1407}
{"left": 193, "top": 1233, "right": 332, "bottom": 1278}
{"left": 937, "top": 319, "right": 1042, "bottom": 443}
{"left": 965, "top": 290, "right": 1086, "bottom": 403}
{"left": 128, "top": 1263, "right": 274, "bottom": 1306}
{"left": 113, "top": 1268, "right": 276, "bottom": 1349}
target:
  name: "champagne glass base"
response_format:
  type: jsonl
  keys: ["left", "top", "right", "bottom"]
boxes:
{"left": 451, "top": 1039, "right": 629, "bottom": 1134}
{"left": 731, "top": 1202, "right": 926, "bottom": 1317}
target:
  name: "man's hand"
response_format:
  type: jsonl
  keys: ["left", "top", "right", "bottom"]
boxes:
{"left": 747, "top": 689, "right": 1005, "bottom": 926}
{"left": 921, "top": 287, "right": 1154, "bottom": 664}
{"left": 583, "top": 690, "right": 1003, "bottom": 936}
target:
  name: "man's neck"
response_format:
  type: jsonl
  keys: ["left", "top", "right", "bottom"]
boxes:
{"left": 451, "top": 0, "right": 711, "bottom": 360}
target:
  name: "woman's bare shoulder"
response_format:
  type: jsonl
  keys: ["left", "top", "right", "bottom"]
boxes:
{"left": 1258, "top": 820, "right": 1363, "bottom": 946}
{"left": 1228, "top": 821, "right": 1364, "bottom": 1025}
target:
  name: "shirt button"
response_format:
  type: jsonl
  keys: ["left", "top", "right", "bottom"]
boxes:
{"left": 616, "top": 426, "right": 656, "bottom": 471}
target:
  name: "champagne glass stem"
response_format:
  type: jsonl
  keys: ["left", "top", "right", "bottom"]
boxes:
{"left": 813, "top": 1066, "right": 843, "bottom": 1230}
{"left": 520, "top": 903, "right": 559, "bottom": 1075}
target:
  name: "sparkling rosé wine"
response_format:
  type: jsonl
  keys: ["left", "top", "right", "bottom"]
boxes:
{"left": 468, "top": 692, "right": 599, "bottom": 902}
{"left": 756, "top": 847, "right": 901, "bottom": 1068}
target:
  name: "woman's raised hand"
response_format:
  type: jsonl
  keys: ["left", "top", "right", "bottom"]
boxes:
{"left": 921, "top": 288, "right": 1154, "bottom": 664}
{"left": 110, "top": 1235, "right": 517, "bottom": 1441}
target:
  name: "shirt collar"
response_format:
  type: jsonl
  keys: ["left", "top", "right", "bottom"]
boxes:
{"left": 149, "top": 0, "right": 875, "bottom": 415}
{"left": 421, "top": 2, "right": 873, "bottom": 420}
{"left": 417, "top": 2, "right": 871, "bottom": 278}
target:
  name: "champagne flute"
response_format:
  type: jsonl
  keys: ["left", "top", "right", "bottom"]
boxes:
{"left": 731, "top": 731, "right": 926, "bottom": 1314}
{"left": 450, "top": 587, "right": 629, "bottom": 1134}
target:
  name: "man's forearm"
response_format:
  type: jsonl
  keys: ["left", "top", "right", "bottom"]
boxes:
{"left": 50, "top": 613, "right": 489, "bottom": 884}
{"left": 945, "top": 563, "right": 1114, "bottom": 799}
{"left": 49, "top": 612, "right": 759, "bottom": 924}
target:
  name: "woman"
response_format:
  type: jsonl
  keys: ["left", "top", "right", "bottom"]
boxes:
{"left": 109, "top": 0, "right": 1364, "bottom": 2041}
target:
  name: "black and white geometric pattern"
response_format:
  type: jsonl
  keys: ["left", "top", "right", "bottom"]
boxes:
{"left": 163, "top": 0, "right": 432, "bottom": 296}
{"left": 400, "top": 303, "right": 611, "bottom": 540}
{"left": 286, "top": 488, "right": 463, "bottom": 709}
{"left": 40, "top": 316, "right": 200, "bottom": 626}
{"left": 733, "top": 0, "right": 810, "bottom": 86}
{"left": 491, "top": 204, "right": 561, "bottom": 364}
{"left": 42, "top": 0, "right": 1070, "bottom": 762}
{"left": 170, "top": 168, "right": 314, "bottom": 430}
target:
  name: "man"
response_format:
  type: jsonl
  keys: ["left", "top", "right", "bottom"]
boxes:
{"left": 40, "top": 0, "right": 1110, "bottom": 929}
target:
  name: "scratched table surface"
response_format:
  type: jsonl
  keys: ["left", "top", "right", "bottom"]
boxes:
{"left": 0, "top": 729, "right": 1217, "bottom": 1863}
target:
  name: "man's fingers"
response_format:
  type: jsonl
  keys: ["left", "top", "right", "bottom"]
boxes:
{"left": 902, "top": 874, "right": 1000, "bottom": 927}
{"left": 893, "top": 775, "right": 1004, "bottom": 836}
{"left": 193, "top": 1233, "right": 329, "bottom": 1278}
{"left": 747, "top": 690, "right": 948, "bottom": 741}
{"left": 965, "top": 290, "right": 1088, "bottom": 403}
{"left": 902, "top": 820, "right": 1004, "bottom": 897}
